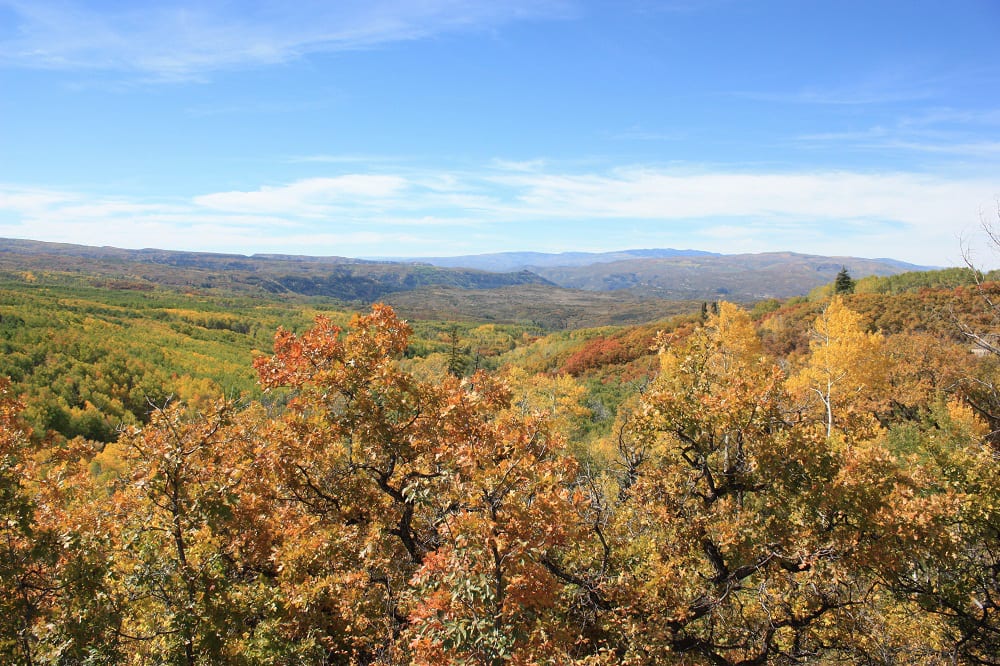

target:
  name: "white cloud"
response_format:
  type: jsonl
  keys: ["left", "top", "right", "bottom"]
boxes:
{"left": 882, "top": 141, "right": 1000, "bottom": 157}
{"left": 1, "top": 164, "right": 996, "bottom": 266}
{"left": 487, "top": 168, "right": 996, "bottom": 233}
{"left": 0, "top": 0, "right": 573, "bottom": 79}
{"left": 0, "top": 186, "right": 75, "bottom": 212}
{"left": 793, "top": 104, "right": 1000, "bottom": 159}
{"left": 194, "top": 175, "right": 410, "bottom": 215}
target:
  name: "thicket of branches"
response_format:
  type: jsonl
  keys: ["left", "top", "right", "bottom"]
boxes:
{"left": 1, "top": 290, "right": 998, "bottom": 664}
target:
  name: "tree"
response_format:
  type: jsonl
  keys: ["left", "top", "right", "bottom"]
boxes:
{"left": 554, "top": 303, "right": 930, "bottom": 664}
{"left": 446, "top": 325, "right": 466, "bottom": 377}
{"left": 876, "top": 400, "right": 1000, "bottom": 664}
{"left": 878, "top": 210, "right": 1000, "bottom": 663}
{"left": 787, "top": 296, "right": 886, "bottom": 438}
{"left": 405, "top": 373, "right": 584, "bottom": 666}
{"left": 834, "top": 266, "right": 855, "bottom": 295}
{"left": 102, "top": 399, "right": 293, "bottom": 664}
{"left": 254, "top": 305, "right": 586, "bottom": 663}
{"left": 0, "top": 378, "right": 57, "bottom": 664}
{"left": 631, "top": 303, "right": 837, "bottom": 663}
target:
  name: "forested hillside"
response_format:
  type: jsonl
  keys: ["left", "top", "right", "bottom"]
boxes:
{"left": 406, "top": 249, "right": 929, "bottom": 300}
{"left": 0, "top": 239, "right": 932, "bottom": 304}
{"left": 0, "top": 239, "right": 705, "bottom": 328}
{"left": 0, "top": 275, "right": 552, "bottom": 442}
{"left": 1, "top": 264, "right": 999, "bottom": 665}
{"left": 0, "top": 238, "right": 553, "bottom": 301}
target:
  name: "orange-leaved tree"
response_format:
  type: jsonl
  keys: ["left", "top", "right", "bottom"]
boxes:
{"left": 405, "top": 371, "right": 584, "bottom": 666}
{"left": 101, "top": 398, "right": 293, "bottom": 664}
{"left": 254, "top": 304, "right": 586, "bottom": 663}
{"left": 0, "top": 377, "right": 59, "bottom": 664}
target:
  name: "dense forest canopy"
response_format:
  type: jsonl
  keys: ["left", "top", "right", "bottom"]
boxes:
{"left": 1, "top": 265, "right": 999, "bottom": 665}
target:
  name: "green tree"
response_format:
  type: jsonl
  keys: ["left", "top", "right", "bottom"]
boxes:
{"left": 834, "top": 266, "right": 856, "bottom": 294}
{"left": 446, "top": 325, "right": 467, "bottom": 377}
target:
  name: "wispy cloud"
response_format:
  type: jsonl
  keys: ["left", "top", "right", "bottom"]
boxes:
{"left": 484, "top": 167, "right": 994, "bottom": 232}
{"left": 184, "top": 98, "right": 337, "bottom": 117}
{"left": 0, "top": 0, "right": 573, "bottom": 80}
{"left": 899, "top": 107, "right": 1000, "bottom": 128}
{"left": 880, "top": 140, "right": 1000, "bottom": 157}
{"left": 628, "top": 0, "right": 737, "bottom": 15}
{"left": 794, "top": 104, "right": 1000, "bottom": 160}
{"left": 610, "top": 126, "right": 687, "bottom": 142}
{"left": 738, "top": 66, "right": 946, "bottom": 108}
{"left": 738, "top": 85, "right": 936, "bottom": 107}
{"left": 286, "top": 154, "right": 413, "bottom": 165}
{"left": 1, "top": 164, "right": 995, "bottom": 265}
{"left": 796, "top": 127, "right": 892, "bottom": 143}
{"left": 194, "top": 175, "right": 411, "bottom": 216}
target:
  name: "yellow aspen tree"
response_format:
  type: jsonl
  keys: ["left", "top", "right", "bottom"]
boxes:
{"left": 788, "top": 296, "right": 886, "bottom": 438}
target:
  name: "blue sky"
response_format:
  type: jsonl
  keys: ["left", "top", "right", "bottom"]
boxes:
{"left": 1, "top": 0, "right": 998, "bottom": 267}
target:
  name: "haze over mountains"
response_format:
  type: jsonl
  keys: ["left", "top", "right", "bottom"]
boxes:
{"left": 391, "top": 249, "right": 723, "bottom": 272}
{"left": 396, "top": 249, "right": 927, "bottom": 300}
{"left": 0, "top": 239, "right": 925, "bottom": 305}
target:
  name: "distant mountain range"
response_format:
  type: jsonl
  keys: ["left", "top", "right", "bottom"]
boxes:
{"left": 0, "top": 238, "right": 551, "bottom": 301}
{"left": 392, "top": 249, "right": 929, "bottom": 300}
{"left": 390, "top": 248, "right": 722, "bottom": 272}
{"left": 0, "top": 238, "right": 931, "bottom": 310}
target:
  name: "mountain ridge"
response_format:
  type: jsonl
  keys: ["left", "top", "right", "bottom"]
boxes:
{"left": 0, "top": 238, "right": 553, "bottom": 302}
{"left": 0, "top": 237, "right": 933, "bottom": 304}
{"left": 383, "top": 248, "right": 723, "bottom": 272}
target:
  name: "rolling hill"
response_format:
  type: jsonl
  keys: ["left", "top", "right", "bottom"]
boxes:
{"left": 0, "top": 238, "right": 931, "bottom": 319}
{"left": 526, "top": 251, "right": 928, "bottom": 300}
{"left": 396, "top": 249, "right": 929, "bottom": 300}
{"left": 0, "top": 238, "right": 552, "bottom": 301}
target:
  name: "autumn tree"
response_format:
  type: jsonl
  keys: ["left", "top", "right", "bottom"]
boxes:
{"left": 8, "top": 285, "right": 999, "bottom": 664}
{"left": 787, "top": 296, "right": 886, "bottom": 438}
{"left": 503, "top": 367, "right": 591, "bottom": 452}
{"left": 872, "top": 399, "right": 1000, "bottom": 664}
{"left": 0, "top": 375, "right": 131, "bottom": 663}
{"left": 626, "top": 303, "right": 853, "bottom": 662}
{"left": 99, "top": 398, "right": 295, "bottom": 664}
{"left": 255, "top": 305, "right": 586, "bottom": 663}
{"left": 253, "top": 307, "right": 442, "bottom": 660}
{"left": 883, "top": 332, "right": 972, "bottom": 423}
{"left": 0, "top": 378, "right": 59, "bottom": 664}
{"left": 874, "top": 209, "right": 1000, "bottom": 662}
{"left": 405, "top": 372, "right": 584, "bottom": 665}
{"left": 561, "top": 303, "right": 924, "bottom": 664}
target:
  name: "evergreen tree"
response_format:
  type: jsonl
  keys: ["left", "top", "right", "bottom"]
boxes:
{"left": 446, "top": 326, "right": 467, "bottom": 377}
{"left": 834, "top": 266, "right": 856, "bottom": 294}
